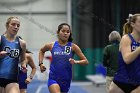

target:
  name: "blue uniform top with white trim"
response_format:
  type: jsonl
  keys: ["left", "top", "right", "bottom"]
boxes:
{"left": 0, "top": 35, "right": 21, "bottom": 81}
{"left": 49, "top": 41, "right": 74, "bottom": 81}
{"left": 114, "top": 34, "right": 140, "bottom": 84}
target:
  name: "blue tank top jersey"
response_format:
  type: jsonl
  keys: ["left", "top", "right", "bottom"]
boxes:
{"left": 114, "top": 34, "right": 140, "bottom": 84}
{"left": 49, "top": 41, "right": 74, "bottom": 81}
{"left": 0, "top": 35, "right": 21, "bottom": 81}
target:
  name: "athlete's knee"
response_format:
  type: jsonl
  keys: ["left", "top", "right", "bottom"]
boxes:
{"left": 108, "top": 88, "right": 114, "bottom": 93}
{"left": 6, "top": 83, "right": 19, "bottom": 88}
{"left": 49, "top": 84, "right": 61, "bottom": 93}
{"left": 131, "top": 86, "right": 140, "bottom": 93}
{"left": 5, "top": 83, "right": 19, "bottom": 93}
{"left": 20, "top": 89, "right": 27, "bottom": 93}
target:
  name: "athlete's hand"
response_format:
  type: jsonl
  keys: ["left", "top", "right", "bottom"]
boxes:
{"left": 0, "top": 51, "right": 8, "bottom": 58}
{"left": 21, "top": 66, "right": 28, "bottom": 73}
{"left": 25, "top": 77, "right": 32, "bottom": 84}
{"left": 40, "top": 64, "right": 46, "bottom": 73}
{"left": 69, "top": 58, "right": 76, "bottom": 64}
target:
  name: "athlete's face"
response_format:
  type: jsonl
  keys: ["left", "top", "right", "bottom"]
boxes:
{"left": 132, "top": 16, "right": 140, "bottom": 33}
{"left": 58, "top": 25, "right": 71, "bottom": 41}
{"left": 7, "top": 18, "right": 20, "bottom": 35}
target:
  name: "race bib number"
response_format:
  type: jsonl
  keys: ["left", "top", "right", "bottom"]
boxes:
{"left": 4, "top": 46, "right": 20, "bottom": 58}
{"left": 65, "top": 46, "right": 71, "bottom": 54}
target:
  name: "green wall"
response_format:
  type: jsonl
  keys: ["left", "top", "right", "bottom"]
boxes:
{"left": 73, "top": 48, "right": 104, "bottom": 80}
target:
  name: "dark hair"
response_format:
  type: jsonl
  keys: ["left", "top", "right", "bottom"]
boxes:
{"left": 57, "top": 23, "right": 73, "bottom": 42}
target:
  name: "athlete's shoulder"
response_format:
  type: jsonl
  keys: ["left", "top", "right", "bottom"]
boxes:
{"left": 42, "top": 42, "right": 54, "bottom": 51}
{"left": 18, "top": 36, "right": 26, "bottom": 46}
{"left": 18, "top": 38, "right": 26, "bottom": 52}
{"left": 19, "top": 38, "right": 25, "bottom": 42}
{"left": 26, "top": 53, "right": 32, "bottom": 62}
{"left": 51, "top": 42, "right": 55, "bottom": 46}
{"left": 122, "top": 34, "right": 130, "bottom": 40}
{"left": 121, "top": 34, "right": 131, "bottom": 44}
{"left": 26, "top": 52, "right": 32, "bottom": 58}
{"left": 71, "top": 43, "right": 80, "bottom": 51}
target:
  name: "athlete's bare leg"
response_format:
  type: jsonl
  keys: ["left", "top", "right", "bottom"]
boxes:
{"left": 20, "top": 89, "right": 27, "bottom": 93}
{"left": 109, "top": 82, "right": 124, "bottom": 93}
{"left": 131, "top": 86, "right": 140, "bottom": 93}
{"left": 0, "top": 87, "right": 5, "bottom": 93}
{"left": 49, "top": 84, "right": 61, "bottom": 93}
{"left": 5, "top": 83, "right": 20, "bottom": 93}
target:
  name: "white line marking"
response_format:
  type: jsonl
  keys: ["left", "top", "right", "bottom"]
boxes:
{"left": 36, "top": 84, "right": 47, "bottom": 93}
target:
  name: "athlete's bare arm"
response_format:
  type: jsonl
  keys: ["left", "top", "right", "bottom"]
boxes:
{"left": 39, "top": 42, "right": 53, "bottom": 72}
{"left": 69, "top": 43, "right": 88, "bottom": 65}
{"left": 120, "top": 35, "right": 140, "bottom": 64}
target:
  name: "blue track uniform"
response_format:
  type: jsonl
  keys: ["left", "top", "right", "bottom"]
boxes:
{"left": 0, "top": 35, "right": 21, "bottom": 87}
{"left": 19, "top": 67, "right": 27, "bottom": 89}
{"left": 48, "top": 41, "right": 74, "bottom": 92}
{"left": 114, "top": 34, "right": 140, "bottom": 92}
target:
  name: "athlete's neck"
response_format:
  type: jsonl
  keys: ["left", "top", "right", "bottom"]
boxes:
{"left": 4, "top": 33, "right": 17, "bottom": 42}
{"left": 131, "top": 32, "right": 140, "bottom": 43}
{"left": 58, "top": 40, "right": 68, "bottom": 46}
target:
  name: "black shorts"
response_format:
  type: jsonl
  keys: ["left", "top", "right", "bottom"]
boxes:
{"left": 113, "top": 80, "right": 139, "bottom": 93}
{"left": 0, "top": 78, "right": 18, "bottom": 88}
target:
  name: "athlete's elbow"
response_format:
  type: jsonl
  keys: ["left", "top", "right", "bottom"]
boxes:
{"left": 123, "top": 58, "right": 132, "bottom": 64}
{"left": 84, "top": 59, "right": 89, "bottom": 65}
{"left": 31, "top": 66, "right": 36, "bottom": 71}
{"left": 34, "top": 67, "right": 37, "bottom": 70}
{"left": 39, "top": 49, "right": 43, "bottom": 54}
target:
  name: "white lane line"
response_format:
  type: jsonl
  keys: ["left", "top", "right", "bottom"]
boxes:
{"left": 36, "top": 84, "right": 47, "bottom": 93}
